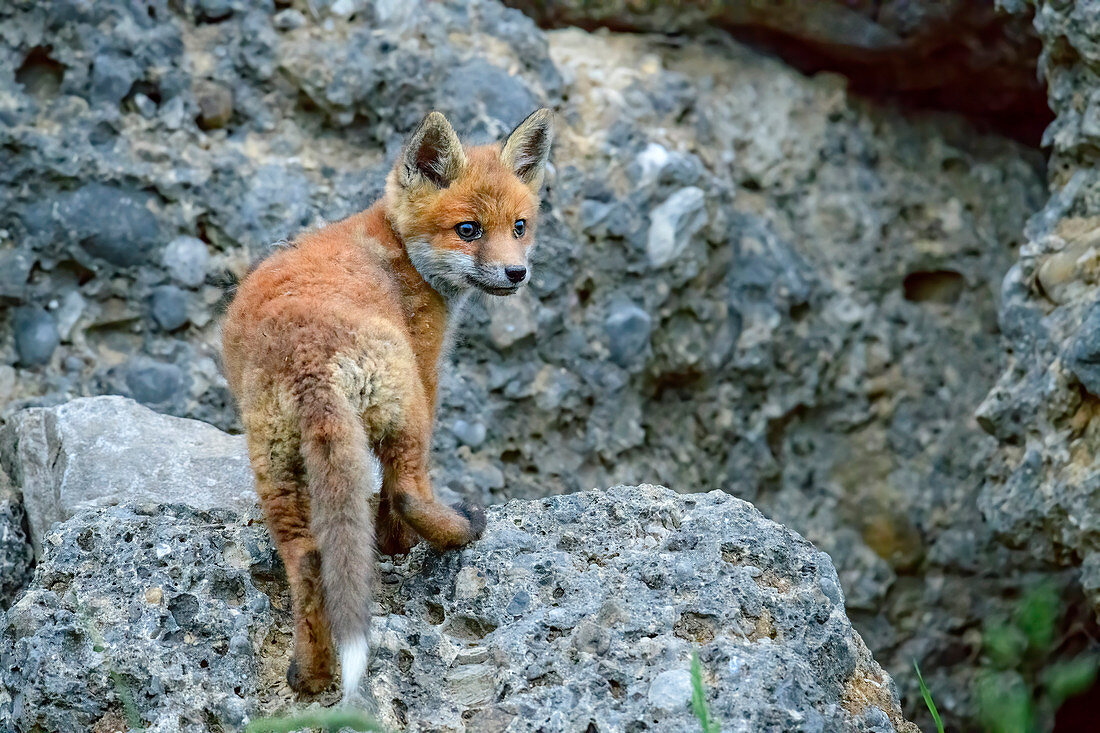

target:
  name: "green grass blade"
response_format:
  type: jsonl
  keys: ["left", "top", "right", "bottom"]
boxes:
{"left": 913, "top": 660, "right": 944, "bottom": 733}
{"left": 691, "top": 651, "right": 720, "bottom": 733}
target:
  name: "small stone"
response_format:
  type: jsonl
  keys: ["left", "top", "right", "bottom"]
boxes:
{"left": 0, "top": 249, "right": 34, "bottom": 298}
{"left": 62, "top": 184, "right": 162, "bottom": 268}
{"left": 328, "top": 0, "right": 358, "bottom": 17}
{"left": 53, "top": 291, "right": 86, "bottom": 341}
{"left": 488, "top": 296, "right": 537, "bottom": 349}
{"left": 0, "top": 366, "right": 15, "bottom": 402}
{"left": 90, "top": 53, "right": 137, "bottom": 106}
{"left": 196, "top": 0, "right": 233, "bottom": 22}
{"left": 124, "top": 360, "right": 185, "bottom": 406}
{"left": 146, "top": 587, "right": 163, "bottom": 605}
{"left": 12, "top": 306, "right": 60, "bottom": 366}
{"left": 195, "top": 81, "right": 233, "bottom": 130}
{"left": 604, "top": 302, "right": 652, "bottom": 367}
{"left": 151, "top": 285, "right": 190, "bottom": 331}
{"left": 647, "top": 187, "right": 707, "bottom": 267}
{"left": 452, "top": 419, "right": 487, "bottom": 448}
{"left": 163, "top": 236, "right": 210, "bottom": 288}
{"left": 131, "top": 93, "right": 157, "bottom": 118}
{"left": 647, "top": 668, "right": 693, "bottom": 712}
{"left": 273, "top": 8, "right": 306, "bottom": 30}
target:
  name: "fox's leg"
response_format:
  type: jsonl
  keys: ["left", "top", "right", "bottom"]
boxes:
{"left": 246, "top": 426, "right": 334, "bottom": 694}
{"left": 376, "top": 471, "right": 420, "bottom": 556}
{"left": 375, "top": 400, "right": 486, "bottom": 552}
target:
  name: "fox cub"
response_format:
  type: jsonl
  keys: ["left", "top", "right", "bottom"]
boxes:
{"left": 222, "top": 109, "right": 553, "bottom": 700}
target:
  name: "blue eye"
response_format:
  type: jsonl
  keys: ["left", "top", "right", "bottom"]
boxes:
{"left": 455, "top": 222, "right": 482, "bottom": 241}
{"left": 513, "top": 219, "right": 526, "bottom": 237}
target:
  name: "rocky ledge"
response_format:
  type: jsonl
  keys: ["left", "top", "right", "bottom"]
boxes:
{"left": 0, "top": 482, "right": 915, "bottom": 731}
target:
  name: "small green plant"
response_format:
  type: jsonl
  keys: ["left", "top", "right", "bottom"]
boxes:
{"left": 974, "top": 582, "right": 1098, "bottom": 733}
{"left": 74, "top": 595, "right": 145, "bottom": 729}
{"left": 244, "top": 708, "right": 391, "bottom": 733}
{"left": 912, "top": 661, "right": 944, "bottom": 733}
{"left": 690, "top": 650, "right": 721, "bottom": 733}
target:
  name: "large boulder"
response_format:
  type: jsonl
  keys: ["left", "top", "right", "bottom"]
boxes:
{"left": 0, "top": 485, "right": 917, "bottom": 733}
{"left": 0, "top": 396, "right": 254, "bottom": 556}
{"left": 976, "top": 1, "right": 1100, "bottom": 623}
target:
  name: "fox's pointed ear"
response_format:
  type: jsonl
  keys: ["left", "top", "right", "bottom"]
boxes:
{"left": 501, "top": 108, "right": 553, "bottom": 192}
{"left": 399, "top": 111, "right": 467, "bottom": 189}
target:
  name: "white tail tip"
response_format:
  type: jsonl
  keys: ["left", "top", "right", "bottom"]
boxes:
{"left": 339, "top": 634, "right": 369, "bottom": 703}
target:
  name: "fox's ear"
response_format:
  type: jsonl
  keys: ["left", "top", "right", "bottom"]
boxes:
{"left": 501, "top": 108, "right": 553, "bottom": 192}
{"left": 399, "top": 111, "right": 467, "bottom": 189}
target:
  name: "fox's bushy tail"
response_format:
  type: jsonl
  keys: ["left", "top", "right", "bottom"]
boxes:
{"left": 296, "top": 384, "right": 377, "bottom": 702}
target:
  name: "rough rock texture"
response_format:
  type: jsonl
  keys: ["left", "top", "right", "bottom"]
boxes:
{"left": 0, "top": 0, "right": 1056, "bottom": 728}
{"left": 0, "top": 503, "right": 281, "bottom": 733}
{"left": 0, "top": 468, "right": 33, "bottom": 609}
{"left": 977, "top": 2, "right": 1100, "bottom": 623}
{"left": 503, "top": 0, "right": 1050, "bottom": 144}
{"left": 0, "top": 396, "right": 255, "bottom": 554}
{"left": 0, "top": 486, "right": 917, "bottom": 733}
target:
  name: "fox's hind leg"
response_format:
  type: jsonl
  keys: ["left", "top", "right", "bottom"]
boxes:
{"left": 376, "top": 476, "right": 420, "bottom": 556}
{"left": 246, "top": 425, "right": 334, "bottom": 695}
{"left": 375, "top": 399, "right": 486, "bottom": 552}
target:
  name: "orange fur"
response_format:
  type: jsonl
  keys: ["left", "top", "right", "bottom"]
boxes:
{"left": 221, "top": 109, "right": 553, "bottom": 699}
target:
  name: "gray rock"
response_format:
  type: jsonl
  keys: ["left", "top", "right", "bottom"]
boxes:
{"left": 0, "top": 396, "right": 255, "bottom": 554}
{"left": 11, "top": 306, "right": 59, "bottom": 367}
{"left": 60, "top": 184, "right": 162, "bottom": 268}
{"left": 124, "top": 359, "right": 186, "bottom": 406}
{"left": 0, "top": 486, "right": 917, "bottom": 732}
{"left": 648, "top": 668, "right": 693, "bottom": 712}
{"left": 150, "top": 284, "right": 190, "bottom": 331}
{"left": 162, "top": 236, "right": 210, "bottom": 288}
{"left": 971, "top": 4, "right": 1100, "bottom": 698}
{"left": 442, "top": 59, "right": 539, "bottom": 130}
{"left": 604, "top": 301, "right": 651, "bottom": 367}
{"left": 646, "top": 186, "right": 707, "bottom": 267}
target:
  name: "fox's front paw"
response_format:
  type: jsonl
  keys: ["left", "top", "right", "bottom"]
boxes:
{"left": 452, "top": 501, "right": 487, "bottom": 542}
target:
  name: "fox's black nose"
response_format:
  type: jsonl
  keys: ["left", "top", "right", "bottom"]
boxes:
{"left": 504, "top": 265, "right": 527, "bottom": 284}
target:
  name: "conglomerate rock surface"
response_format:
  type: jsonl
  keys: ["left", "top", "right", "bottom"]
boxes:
{"left": 0, "top": 485, "right": 917, "bottom": 733}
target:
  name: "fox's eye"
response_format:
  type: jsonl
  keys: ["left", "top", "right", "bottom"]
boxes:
{"left": 454, "top": 222, "right": 482, "bottom": 241}
{"left": 513, "top": 219, "right": 526, "bottom": 238}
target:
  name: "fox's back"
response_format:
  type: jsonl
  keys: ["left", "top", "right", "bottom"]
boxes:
{"left": 221, "top": 206, "right": 416, "bottom": 397}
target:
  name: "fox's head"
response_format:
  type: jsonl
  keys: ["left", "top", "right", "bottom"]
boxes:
{"left": 386, "top": 108, "right": 553, "bottom": 298}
